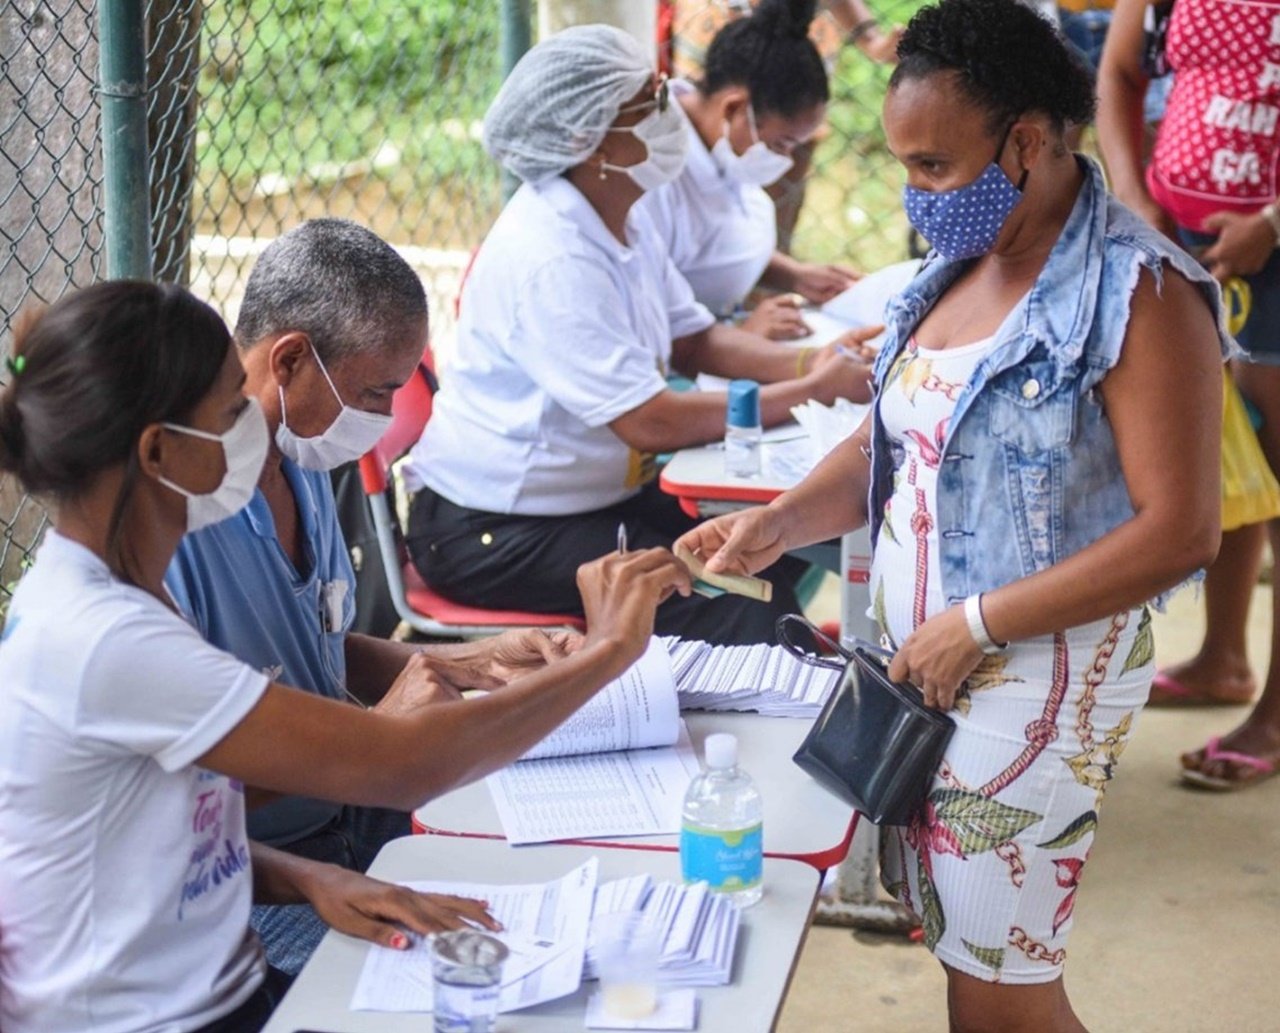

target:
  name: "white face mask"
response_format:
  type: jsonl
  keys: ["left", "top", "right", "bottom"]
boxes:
{"left": 603, "top": 103, "right": 689, "bottom": 191}
{"left": 275, "top": 346, "right": 393, "bottom": 471}
{"left": 159, "top": 398, "right": 269, "bottom": 533}
{"left": 712, "top": 104, "right": 795, "bottom": 187}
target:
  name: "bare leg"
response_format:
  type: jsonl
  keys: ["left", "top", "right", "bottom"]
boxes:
{"left": 1154, "top": 522, "right": 1262, "bottom": 705}
{"left": 945, "top": 965, "right": 1087, "bottom": 1033}
{"left": 1183, "top": 361, "right": 1280, "bottom": 783}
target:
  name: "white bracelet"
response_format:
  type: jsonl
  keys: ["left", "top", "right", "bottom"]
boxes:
{"left": 964, "top": 594, "right": 1006, "bottom": 655}
{"left": 1261, "top": 203, "right": 1280, "bottom": 247}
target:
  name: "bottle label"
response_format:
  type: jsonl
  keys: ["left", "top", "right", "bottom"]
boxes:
{"left": 680, "top": 822, "right": 763, "bottom": 892}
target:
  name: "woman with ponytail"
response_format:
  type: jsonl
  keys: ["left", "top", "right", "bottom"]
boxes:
{"left": 644, "top": 0, "right": 869, "bottom": 339}
{"left": 0, "top": 281, "right": 692, "bottom": 1031}
{"left": 664, "top": 0, "right": 903, "bottom": 304}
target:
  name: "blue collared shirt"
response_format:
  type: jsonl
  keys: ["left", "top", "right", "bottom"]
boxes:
{"left": 165, "top": 459, "right": 355, "bottom": 846}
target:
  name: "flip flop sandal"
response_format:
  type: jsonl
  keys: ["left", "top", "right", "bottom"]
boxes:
{"left": 1148, "top": 671, "right": 1254, "bottom": 708}
{"left": 1180, "top": 735, "right": 1279, "bottom": 791}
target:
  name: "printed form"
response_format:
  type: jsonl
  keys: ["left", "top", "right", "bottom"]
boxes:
{"left": 351, "top": 857, "right": 598, "bottom": 1013}
{"left": 490, "top": 724, "right": 698, "bottom": 845}
{"left": 489, "top": 640, "right": 699, "bottom": 845}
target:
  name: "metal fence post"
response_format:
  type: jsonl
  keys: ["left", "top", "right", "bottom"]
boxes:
{"left": 498, "top": 0, "right": 533, "bottom": 200}
{"left": 99, "top": 0, "right": 154, "bottom": 280}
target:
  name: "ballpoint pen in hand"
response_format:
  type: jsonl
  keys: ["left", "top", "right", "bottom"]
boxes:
{"left": 616, "top": 522, "right": 628, "bottom": 555}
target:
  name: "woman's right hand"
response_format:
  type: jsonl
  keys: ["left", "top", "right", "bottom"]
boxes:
{"left": 804, "top": 345, "right": 874, "bottom": 404}
{"left": 576, "top": 548, "right": 692, "bottom": 659}
{"left": 674, "top": 506, "right": 787, "bottom": 579}
{"left": 742, "top": 294, "right": 811, "bottom": 341}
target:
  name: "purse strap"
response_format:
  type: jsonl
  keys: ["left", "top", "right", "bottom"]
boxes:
{"left": 774, "top": 614, "right": 893, "bottom": 672}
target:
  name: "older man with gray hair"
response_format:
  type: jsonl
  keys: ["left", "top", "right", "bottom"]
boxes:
{"left": 165, "top": 218, "right": 577, "bottom": 972}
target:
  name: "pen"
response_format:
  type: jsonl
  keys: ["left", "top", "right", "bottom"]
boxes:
{"left": 616, "top": 522, "right": 627, "bottom": 555}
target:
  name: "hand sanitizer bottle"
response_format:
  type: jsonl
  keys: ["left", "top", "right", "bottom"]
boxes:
{"left": 680, "top": 733, "right": 763, "bottom": 907}
{"left": 724, "top": 379, "right": 762, "bottom": 478}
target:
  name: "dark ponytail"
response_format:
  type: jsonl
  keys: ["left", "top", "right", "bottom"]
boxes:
{"left": 0, "top": 282, "right": 230, "bottom": 565}
{"left": 700, "top": 0, "right": 829, "bottom": 120}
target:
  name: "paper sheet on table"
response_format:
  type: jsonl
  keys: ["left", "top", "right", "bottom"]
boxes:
{"left": 488, "top": 723, "right": 700, "bottom": 845}
{"left": 819, "top": 259, "right": 921, "bottom": 348}
{"left": 522, "top": 639, "right": 678, "bottom": 760}
{"left": 789, "top": 398, "right": 872, "bottom": 464}
{"left": 351, "top": 857, "right": 599, "bottom": 1013}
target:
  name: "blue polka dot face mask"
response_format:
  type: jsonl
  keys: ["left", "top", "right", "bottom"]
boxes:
{"left": 901, "top": 125, "right": 1028, "bottom": 261}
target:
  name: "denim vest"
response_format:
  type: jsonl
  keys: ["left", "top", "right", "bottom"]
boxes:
{"left": 868, "top": 158, "right": 1232, "bottom": 609}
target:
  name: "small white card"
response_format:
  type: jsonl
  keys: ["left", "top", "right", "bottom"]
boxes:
{"left": 584, "top": 988, "right": 697, "bottom": 1030}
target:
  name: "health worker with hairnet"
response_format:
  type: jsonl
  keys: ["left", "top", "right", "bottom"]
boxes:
{"left": 641, "top": 0, "right": 864, "bottom": 341}
{"left": 403, "top": 24, "right": 871, "bottom": 646}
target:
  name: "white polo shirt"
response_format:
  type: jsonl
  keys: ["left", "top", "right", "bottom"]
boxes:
{"left": 406, "top": 175, "right": 714, "bottom": 516}
{"left": 639, "top": 80, "right": 778, "bottom": 319}
{"left": 0, "top": 532, "right": 269, "bottom": 1033}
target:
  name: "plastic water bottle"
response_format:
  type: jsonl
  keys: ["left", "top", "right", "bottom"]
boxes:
{"left": 680, "top": 733, "right": 763, "bottom": 907}
{"left": 724, "top": 379, "right": 762, "bottom": 478}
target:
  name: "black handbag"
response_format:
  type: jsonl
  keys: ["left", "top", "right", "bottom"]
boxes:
{"left": 778, "top": 615, "right": 955, "bottom": 826}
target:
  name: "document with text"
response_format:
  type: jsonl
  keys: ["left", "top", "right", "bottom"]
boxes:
{"left": 520, "top": 638, "right": 680, "bottom": 760}
{"left": 351, "top": 857, "right": 598, "bottom": 1013}
{"left": 490, "top": 722, "right": 699, "bottom": 845}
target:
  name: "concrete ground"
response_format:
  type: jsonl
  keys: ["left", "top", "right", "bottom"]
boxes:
{"left": 777, "top": 581, "right": 1280, "bottom": 1032}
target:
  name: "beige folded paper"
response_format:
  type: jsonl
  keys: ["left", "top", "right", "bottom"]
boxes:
{"left": 674, "top": 544, "right": 773, "bottom": 603}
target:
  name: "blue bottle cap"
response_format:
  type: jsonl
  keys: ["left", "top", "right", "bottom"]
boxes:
{"left": 726, "top": 379, "right": 761, "bottom": 429}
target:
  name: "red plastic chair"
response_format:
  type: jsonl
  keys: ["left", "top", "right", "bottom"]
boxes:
{"left": 358, "top": 353, "right": 585, "bottom": 638}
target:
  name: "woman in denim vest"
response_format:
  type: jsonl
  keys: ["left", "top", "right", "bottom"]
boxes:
{"left": 677, "top": 0, "right": 1227, "bottom": 1027}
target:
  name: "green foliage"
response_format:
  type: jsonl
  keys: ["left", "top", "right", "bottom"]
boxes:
{"left": 793, "top": 0, "right": 930, "bottom": 269}
{"left": 198, "top": 0, "right": 502, "bottom": 185}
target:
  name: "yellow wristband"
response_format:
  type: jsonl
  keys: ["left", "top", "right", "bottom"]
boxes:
{"left": 795, "top": 346, "right": 814, "bottom": 379}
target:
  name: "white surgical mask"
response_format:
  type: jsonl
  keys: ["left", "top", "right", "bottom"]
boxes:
{"left": 159, "top": 398, "right": 269, "bottom": 532}
{"left": 712, "top": 104, "right": 794, "bottom": 187}
{"left": 275, "top": 346, "right": 393, "bottom": 471}
{"left": 603, "top": 103, "right": 689, "bottom": 191}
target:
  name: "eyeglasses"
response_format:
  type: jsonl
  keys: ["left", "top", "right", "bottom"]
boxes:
{"left": 617, "top": 74, "right": 670, "bottom": 117}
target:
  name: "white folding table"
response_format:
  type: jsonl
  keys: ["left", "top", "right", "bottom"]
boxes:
{"left": 413, "top": 711, "right": 858, "bottom": 871}
{"left": 261, "top": 835, "right": 822, "bottom": 1033}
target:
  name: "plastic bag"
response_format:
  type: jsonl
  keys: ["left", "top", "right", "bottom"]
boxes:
{"left": 1221, "top": 367, "right": 1280, "bottom": 531}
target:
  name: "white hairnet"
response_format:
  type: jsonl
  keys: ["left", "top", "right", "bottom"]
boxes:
{"left": 483, "top": 25, "right": 654, "bottom": 184}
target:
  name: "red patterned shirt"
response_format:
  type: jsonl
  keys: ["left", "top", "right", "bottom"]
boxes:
{"left": 1147, "top": 0, "right": 1280, "bottom": 231}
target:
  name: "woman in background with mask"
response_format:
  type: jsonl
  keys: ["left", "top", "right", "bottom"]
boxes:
{"left": 0, "top": 281, "right": 690, "bottom": 1031}
{"left": 643, "top": 0, "right": 861, "bottom": 340}
{"left": 404, "top": 24, "right": 874, "bottom": 646}
{"left": 677, "top": 1, "right": 1225, "bottom": 1026}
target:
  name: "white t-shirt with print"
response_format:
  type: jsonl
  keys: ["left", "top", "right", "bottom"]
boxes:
{"left": 870, "top": 335, "right": 998, "bottom": 646}
{"left": 0, "top": 532, "right": 270, "bottom": 1033}
{"left": 404, "top": 175, "right": 716, "bottom": 516}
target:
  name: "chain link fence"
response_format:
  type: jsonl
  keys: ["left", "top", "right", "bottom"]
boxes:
{"left": 1, "top": 0, "right": 926, "bottom": 618}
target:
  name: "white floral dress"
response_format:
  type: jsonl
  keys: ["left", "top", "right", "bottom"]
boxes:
{"left": 869, "top": 337, "right": 1154, "bottom": 984}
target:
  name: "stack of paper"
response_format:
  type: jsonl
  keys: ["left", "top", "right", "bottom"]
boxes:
{"left": 587, "top": 875, "right": 740, "bottom": 987}
{"left": 351, "top": 858, "right": 599, "bottom": 1014}
{"left": 663, "top": 637, "right": 842, "bottom": 717}
{"left": 789, "top": 398, "right": 872, "bottom": 466}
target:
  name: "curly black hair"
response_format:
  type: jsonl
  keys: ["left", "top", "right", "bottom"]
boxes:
{"left": 701, "top": 0, "right": 829, "bottom": 120}
{"left": 890, "top": 0, "right": 1096, "bottom": 134}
